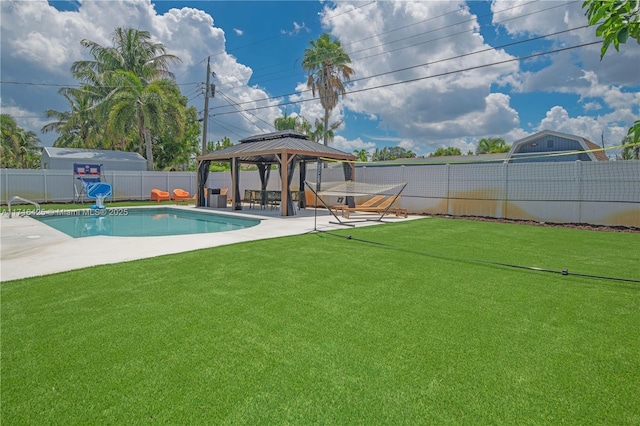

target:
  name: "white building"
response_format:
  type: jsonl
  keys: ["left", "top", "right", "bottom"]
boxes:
{"left": 41, "top": 147, "right": 147, "bottom": 171}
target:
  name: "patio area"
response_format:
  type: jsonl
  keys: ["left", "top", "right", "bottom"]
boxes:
{"left": 0, "top": 205, "right": 413, "bottom": 281}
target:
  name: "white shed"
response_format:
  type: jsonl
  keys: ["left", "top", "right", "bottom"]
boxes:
{"left": 41, "top": 147, "right": 147, "bottom": 171}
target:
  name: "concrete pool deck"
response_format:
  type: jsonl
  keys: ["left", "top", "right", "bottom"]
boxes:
{"left": 1, "top": 205, "right": 413, "bottom": 282}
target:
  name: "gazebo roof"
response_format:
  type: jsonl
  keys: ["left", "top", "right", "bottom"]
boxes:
{"left": 197, "top": 131, "right": 356, "bottom": 164}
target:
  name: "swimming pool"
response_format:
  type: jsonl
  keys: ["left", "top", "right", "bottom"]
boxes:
{"left": 34, "top": 207, "right": 260, "bottom": 238}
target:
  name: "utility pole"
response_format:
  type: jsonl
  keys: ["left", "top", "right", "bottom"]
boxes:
{"left": 201, "top": 57, "right": 215, "bottom": 155}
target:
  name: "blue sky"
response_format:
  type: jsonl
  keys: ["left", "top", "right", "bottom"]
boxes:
{"left": 1, "top": 0, "right": 638, "bottom": 157}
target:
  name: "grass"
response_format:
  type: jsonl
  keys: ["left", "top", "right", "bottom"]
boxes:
{"left": 1, "top": 218, "right": 639, "bottom": 424}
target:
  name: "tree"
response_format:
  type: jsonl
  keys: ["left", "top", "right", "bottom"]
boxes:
{"left": 209, "top": 136, "right": 234, "bottom": 152}
{"left": 71, "top": 27, "right": 180, "bottom": 84}
{"left": 302, "top": 33, "right": 354, "bottom": 146}
{"left": 154, "top": 106, "right": 200, "bottom": 171}
{"left": 206, "top": 136, "right": 234, "bottom": 172}
{"left": 475, "top": 137, "right": 511, "bottom": 154}
{"left": 68, "top": 27, "right": 183, "bottom": 170}
{"left": 309, "top": 119, "right": 341, "bottom": 144}
{"left": 274, "top": 114, "right": 298, "bottom": 131}
{"left": 1, "top": 114, "right": 41, "bottom": 169}
{"left": 583, "top": 1, "right": 640, "bottom": 143}
{"left": 102, "top": 71, "right": 185, "bottom": 170}
{"left": 42, "top": 88, "right": 105, "bottom": 148}
{"left": 621, "top": 135, "right": 640, "bottom": 159}
{"left": 370, "top": 146, "right": 417, "bottom": 161}
{"left": 353, "top": 149, "right": 370, "bottom": 162}
{"left": 429, "top": 147, "right": 462, "bottom": 157}
{"left": 583, "top": 0, "right": 640, "bottom": 58}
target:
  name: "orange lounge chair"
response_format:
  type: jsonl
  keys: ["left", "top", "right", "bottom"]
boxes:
{"left": 342, "top": 196, "right": 407, "bottom": 219}
{"left": 150, "top": 189, "right": 171, "bottom": 202}
{"left": 173, "top": 189, "right": 192, "bottom": 203}
{"left": 331, "top": 194, "right": 386, "bottom": 215}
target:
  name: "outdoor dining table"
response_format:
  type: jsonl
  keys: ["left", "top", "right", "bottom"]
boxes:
{"left": 245, "top": 189, "right": 299, "bottom": 209}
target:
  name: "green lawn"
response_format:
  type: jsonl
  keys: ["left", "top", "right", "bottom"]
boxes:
{"left": 1, "top": 218, "right": 639, "bottom": 424}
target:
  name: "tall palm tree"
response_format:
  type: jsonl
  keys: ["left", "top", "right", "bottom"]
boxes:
{"left": 68, "top": 27, "right": 183, "bottom": 170}
{"left": 102, "top": 71, "right": 185, "bottom": 170}
{"left": 71, "top": 27, "right": 180, "bottom": 85}
{"left": 302, "top": 33, "right": 354, "bottom": 146}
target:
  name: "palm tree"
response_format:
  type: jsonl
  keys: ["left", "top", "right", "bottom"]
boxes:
{"left": 274, "top": 114, "right": 298, "bottom": 131}
{"left": 68, "top": 27, "right": 183, "bottom": 170}
{"left": 476, "top": 137, "right": 510, "bottom": 154}
{"left": 621, "top": 135, "right": 640, "bottom": 160}
{"left": 1, "top": 114, "right": 41, "bottom": 168}
{"left": 353, "top": 149, "right": 369, "bottom": 162}
{"left": 102, "top": 71, "right": 185, "bottom": 170}
{"left": 71, "top": 27, "right": 180, "bottom": 85}
{"left": 302, "top": 33, "right": 354, "bottom": 146}
{"left": 310, "top": 119, "right": 342, "bottom": 144}
{"left": 42, "top": 88, "right": 105, "bottom": 148}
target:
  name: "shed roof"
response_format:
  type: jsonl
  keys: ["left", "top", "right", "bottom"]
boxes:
{"left": 197, "top": 131, "right": 356, "bottom": 163}
{"left": 43, "top": 147, "right": 146, "bottom": 162}
{"left": 509, "top": 130, "right": 608, "bottom": 161}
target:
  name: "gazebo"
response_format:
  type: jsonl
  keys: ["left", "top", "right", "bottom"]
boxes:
{"left": 196, "top": 131, "right": 357, "bottom": 216}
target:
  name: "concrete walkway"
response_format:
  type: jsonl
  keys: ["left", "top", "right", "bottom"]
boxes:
{"left": 1, "top": 206, "right": 408, "bottom": 282}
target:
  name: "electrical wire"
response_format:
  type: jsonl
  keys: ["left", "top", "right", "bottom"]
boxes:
{"left": 211, "top": 40, "right": 601, "bottom": 117}
{"left": 209, "top": 24, "right": 592, "bottom": 111}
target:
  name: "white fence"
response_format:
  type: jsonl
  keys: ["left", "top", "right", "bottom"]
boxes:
{"left": 2, "top": 160, "right": 639, "bottom": 227}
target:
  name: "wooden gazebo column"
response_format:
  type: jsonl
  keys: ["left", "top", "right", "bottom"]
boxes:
{"left": 231, "top": 157, "right": 241, "bottom": 210}
{"left": 280, "top": 150, "right": 288, "bottom": 217}
{"left": 277, "top": 149, "right": 299, "bottom": 216}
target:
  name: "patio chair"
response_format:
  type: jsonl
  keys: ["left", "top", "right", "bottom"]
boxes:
{"left": 173, "top": 189, "right": 192, "bottom": 203}
{"left": 342, "top": 195, "right": 407, "bottom": 219}
{"left": 331, "top": 194, "right": 386, "bottom": 215}
{"left": 150, "top": 189, "right": 171, "bottom": 202}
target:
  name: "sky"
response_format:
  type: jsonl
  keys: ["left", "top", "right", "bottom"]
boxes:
{"left": 1, "top": 0, "right": 639, "bottom": 158}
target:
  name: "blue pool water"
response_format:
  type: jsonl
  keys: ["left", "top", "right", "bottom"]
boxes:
{"left": 34, "top": 207, "right": 260, "bottom": 238}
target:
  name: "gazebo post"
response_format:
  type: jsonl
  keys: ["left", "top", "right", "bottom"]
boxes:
{"left": 281, "top": 151, "right": 289, "bottom": 216}
{"left": 232, "top": 157, "right": 241, "bottom": 210}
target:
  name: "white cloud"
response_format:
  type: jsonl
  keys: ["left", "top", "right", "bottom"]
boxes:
{"left": 281, "top": 21, "right": 307, "bottom": 35}
{"left": 491, "top": 1, "right": 640, "bottom": 88}
{"left": 1, "top": 0, "right": 637, "bottom": 155}
{"left": 0, "top": 0, "right": 279, "bottom": 146}
{"left": 582, "top": 101, "right": 602, "bottom": 111}
{"left": 233, "top": 28, "right": 243, "bottom": 36}
{"left": 537, "top": 106, "right": 629, "bottom": 147}
{"left": 319, "top": 1, "right": 521, "bottom": 152}
{"left": 331, "top": 135, "right": 376, "bottom": 154}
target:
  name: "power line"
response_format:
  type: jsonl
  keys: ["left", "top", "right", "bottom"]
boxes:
{"left": 209, "top": 25, "right": 593, "bottom": 113}
{"left": 212, "top": 40, "right": 601, "bottom": 117}
{"left": 214, "top": 0, "right": 568, "bottom": 91}
{"left": 216, "top": 90, "right": 274, "bottom": 133}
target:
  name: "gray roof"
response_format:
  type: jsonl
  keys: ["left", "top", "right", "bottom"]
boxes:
{"left": 197, "top": 131, "right": 356, "bottom": 163}
{"left": 43, "top": 147, "right": 146, "bottom": 162}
